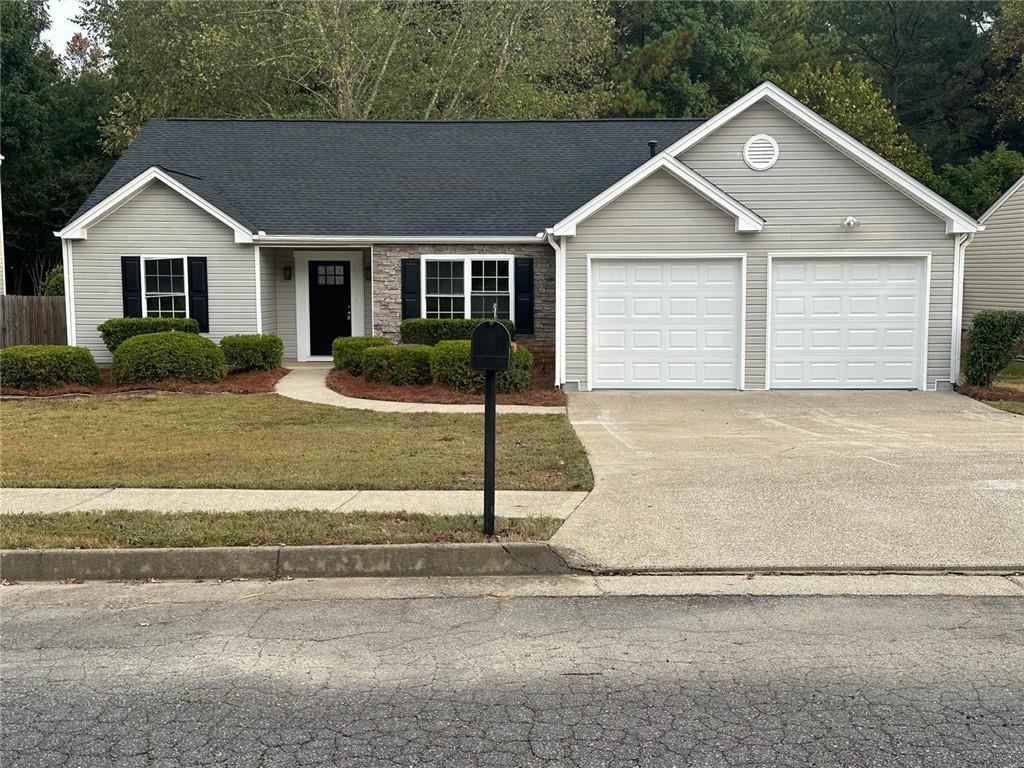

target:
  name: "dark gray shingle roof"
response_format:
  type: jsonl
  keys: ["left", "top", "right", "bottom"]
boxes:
{"left": 73, "top": 118, "right": 705, "bottom": 237}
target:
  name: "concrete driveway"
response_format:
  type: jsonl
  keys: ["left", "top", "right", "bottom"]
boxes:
{"left": 552, "top": 391, "right": 1024, "bottom": 572}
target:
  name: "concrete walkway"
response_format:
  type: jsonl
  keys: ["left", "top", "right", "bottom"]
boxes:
{"left": 1, "top": 488, "right": 588, "bottom": 519}
{"left": 275, "top": 366, "right": 565, "bottom": 414}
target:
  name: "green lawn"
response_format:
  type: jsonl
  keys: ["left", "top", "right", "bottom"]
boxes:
{"left": 0, "top": 394, "right": 592, "bottom": 491}
{"left": 0, "top": 510, "right": 561, "bottom": 549}
{"left": 995, "top": 361, "right": 1024, "bottom": 391}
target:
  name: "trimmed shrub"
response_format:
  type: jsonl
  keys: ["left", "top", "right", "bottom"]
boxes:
{"left": 220, "top": 334, "right": 284, "bottom": 371}
{"left": 400, "top": 318, "right": 516, "bottom": 346}
{"left": 332, "top": 336, "right": 392, "bottom": 375}
{"left": 429, "top": 340, "right": 533, "bottom": 394}
{"left": 98, "top": 317, "right": 199, "bottom": 352}
{"left": 361, "top": 344, "right": 433, "bottom": 386}
{"left": 112, "top": 331, "right": 227, "bottom": 384}
{"left": 963, "top": 310, "right": 1024, "bottom": 386}
{"left": 0, "top": 345, "right": 100, "bottom": 389}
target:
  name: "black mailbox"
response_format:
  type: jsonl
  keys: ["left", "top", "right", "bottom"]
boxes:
{"left": 470, "top": 321, "right": 512, "bottom": 371}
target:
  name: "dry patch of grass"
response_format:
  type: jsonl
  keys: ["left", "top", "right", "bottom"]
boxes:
{"left": 0, "top": 510, "right": 562, "bottom": 549}
{"left": 0, "top": 393, "right": 592, "bottom": 491}
{"left": 986, "top": 401, "right": 1024, "bottom": 416}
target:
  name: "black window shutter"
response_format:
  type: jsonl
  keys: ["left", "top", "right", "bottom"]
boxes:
{"left": 121, "top": 257, "right": 142, "bottom": 317}
{"left": 514, "top": 257, "right": 534, "bottom": 335}
{"left": 187, "top": 257, "right": 209, "bottom": 332}
{"left": 400, "top": 258, "right": 421, "bottom": 320}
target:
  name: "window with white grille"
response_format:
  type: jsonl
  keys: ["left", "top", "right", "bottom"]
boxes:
{"left": 743, "top": 134, "right": 779, "bottom": 171}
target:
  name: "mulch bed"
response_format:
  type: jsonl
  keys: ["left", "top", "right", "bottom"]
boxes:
{"left": 0, "top": 368, "right": 288, "bottom": 398}
{"left": 327, "top": 369, "right": 567, "bottom": 407}
{"left": 958, "top": 383, "right": 1024, "bottom": 404}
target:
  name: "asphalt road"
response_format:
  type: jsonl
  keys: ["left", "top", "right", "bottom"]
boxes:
{"left": 2, "top": 582, "right": 1022, "bottom": 767}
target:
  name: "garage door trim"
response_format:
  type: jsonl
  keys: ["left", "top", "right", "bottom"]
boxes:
{"left": 586, "top": 252, "right": 747, "bottom": 391}
{"left": 766, "top": 251, "right": 932, "bottom": 391}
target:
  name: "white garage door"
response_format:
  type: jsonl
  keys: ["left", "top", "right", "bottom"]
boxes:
{"left": 591, "top": 258, "right": 742, "bottom": 389}
{"left": 770, "top": 257, "right": 927, "bottom": 389}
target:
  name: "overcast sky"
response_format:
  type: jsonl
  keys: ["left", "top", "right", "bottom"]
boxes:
{"left": 41, "top": 0, "right": 86, "bottom": 54}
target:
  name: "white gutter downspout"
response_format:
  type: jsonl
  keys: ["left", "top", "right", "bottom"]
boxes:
{"left": 542, "top": 229, "right": 564, "bottom": 388}
{"left": 950, "top": 232, "right": 974, "bottom": 387}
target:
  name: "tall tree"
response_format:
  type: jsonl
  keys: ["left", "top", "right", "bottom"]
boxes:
{"left": 809, "top": 1, "right": 998, "bottom": 164}
{"left": 608, "top": 1, "right": 770, "bottom": 117}
{"left": 1, "top": 0, "right": 113, "bottom": 293}
{"left": 82, "top": 0, "right": 614, "bottom": 153}
{"left": 982, "top": 0, "right": 1024, "bottom": 145}
{"left": 780, "top": 63, "right": 938, "bottom": 185}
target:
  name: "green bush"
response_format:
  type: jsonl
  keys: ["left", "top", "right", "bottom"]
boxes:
{"left": 98, "top": 317, "right": 199, "bottom": 352}
{"left": 111, "top": 331, "right": 227, "bottom": 384}
{"left": 332, "top": 336, "right": 392, "bottom": 375}
{"left": 220, "top": 334, "right": 284, "bottom": 371}
{"left": 429, "top": 340, "right": 533, "bottom": 394}
{"left": 0, "top": 345, "right": 100, "bottom": 389}
{"left": 42, "top": 265, "right": 64, "bottom": 296}
{"left": 963, "top": 310, "right": 1024, "bottom": 386}
{"left": 361, "top": 344, "right": 433, "bottom": 386}
{"left": 400, "top": 318, "right": 516, "bottom": 346}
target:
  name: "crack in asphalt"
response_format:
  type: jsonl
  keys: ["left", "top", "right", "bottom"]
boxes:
{"left": 1, "top": 592, "right": 1022, "bottom": 767}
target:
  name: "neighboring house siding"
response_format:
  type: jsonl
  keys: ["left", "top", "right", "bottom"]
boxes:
{"left": 70, "top": 181, "right": 258, "bottom": 362}
{"left": 963, "top": 180, "right": 1024, "bottom": 328}
{"left": 563, "top": 102, "right": 957, "bottom": 390}
{"left": 371, "top": 243, "right": 556, "bottom": 354}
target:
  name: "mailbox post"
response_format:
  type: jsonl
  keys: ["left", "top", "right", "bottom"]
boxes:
{"left": 470, "top": 316, "right": 512, "bottom": 536}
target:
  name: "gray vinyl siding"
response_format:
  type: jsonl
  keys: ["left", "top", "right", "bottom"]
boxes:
{"left": 69, "top": 181, "right": 258, "bottom": 362}
{"left": 259, "top": 248, "right": 278, "bottom": 337}
{"left": 564, "top": 102, "right": 957, "bottom": 390}
{"left": 963, "top": 179, "right": 1024, "bottom": 328}
{"left": 273, "top": 250, "right": 298, "bottom": 360}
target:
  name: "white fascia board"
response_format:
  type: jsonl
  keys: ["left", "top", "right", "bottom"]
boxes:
{"left": 978, "top": 173, "right": 1024, "bottom": 224}
{"left": 663, "top": 82, "right": 981, "bottom": 235}
{"left": 251, "top": 234, "right": 540, "bottom": 244}
{"left": 56, "top": 166, "right": 254, "bottom": 243}
{"left": 550, "top": 153, "right": 764, "bottom": 237}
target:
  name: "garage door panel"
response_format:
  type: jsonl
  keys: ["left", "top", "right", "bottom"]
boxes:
{"left": 592, "top": 258, "right": 742, "bottom": 389}
{"left": 770, "top": 257, "right": 925, "bottom": 389}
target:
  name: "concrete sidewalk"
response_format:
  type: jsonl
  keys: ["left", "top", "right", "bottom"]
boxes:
{"left": 1, "top": 488, "right": 589, "bottom": 519}
{"left": 275, "top": 366, "right": 565, "bottom": 415}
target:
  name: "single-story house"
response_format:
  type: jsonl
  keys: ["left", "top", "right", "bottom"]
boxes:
{"left": 58, "top": 82, "right": 982, "bottom": 391}
{"left": 962, "top": 173, "right": 1023, "bottom": 330}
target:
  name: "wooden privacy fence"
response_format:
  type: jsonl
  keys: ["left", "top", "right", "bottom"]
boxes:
{"left": 0, "top": 295, "right": 68, "bottom": 347}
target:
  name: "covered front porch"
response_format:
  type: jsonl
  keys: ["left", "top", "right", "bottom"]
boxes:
{"left": 258, "top": 247, "right": 372, "bottom": 362}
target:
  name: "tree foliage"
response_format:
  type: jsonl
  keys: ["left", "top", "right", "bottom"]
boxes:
{"left": 1, "top": 0, "right": 113, "bottom": 293}
{"left": 609, "top": 1, "right": 771, "bottom": 117}
{"left": 937, "top": 144, "right": 1024, "bottom": 218}
{"left": 779, "top": 63, "right": 939, "bottom": 185}
{"left": 82, "top": 0, "right": 614, "bottom": 153}
{"left": 805, "top": 1, "right": 998, "bottom": 165}
{"left": 982, "top": 1, "right": 1024, "bottom": 141}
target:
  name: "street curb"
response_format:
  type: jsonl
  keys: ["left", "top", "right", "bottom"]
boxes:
{"left": 0, "top": 543, "right": 573, "bottom": 582}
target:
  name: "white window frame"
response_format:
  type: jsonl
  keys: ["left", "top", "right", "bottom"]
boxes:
{"left": 140, "top": 254, "right": 189, "bottom": 319}
{"left": 420, "top": 254, "right": 516, "bottom": 322}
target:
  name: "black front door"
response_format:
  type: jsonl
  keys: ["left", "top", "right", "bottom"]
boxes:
{"left": 309, "top": 261, "right": 352, "bottom": 356}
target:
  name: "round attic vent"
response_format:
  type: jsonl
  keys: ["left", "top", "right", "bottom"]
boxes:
{"left": 743, "top": 134, "right": 779, "bottom": 171}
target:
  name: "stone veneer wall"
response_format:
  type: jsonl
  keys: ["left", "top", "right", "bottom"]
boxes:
{"left": 371, "top": 243, "right": 556, "bottom": 355}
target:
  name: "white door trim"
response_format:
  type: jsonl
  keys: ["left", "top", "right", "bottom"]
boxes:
{"left": 585, "top": 252, "right": 747, "bottom": 391}
{"left": 766, "top": 251, "right": 932, "bottom": 391}
{"left": 294, "top": 249, "right": 365, "bottom": 362}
